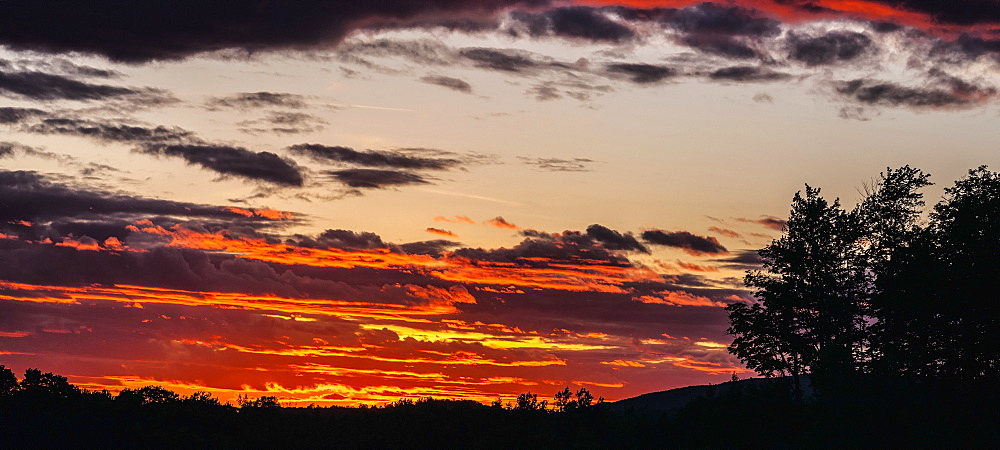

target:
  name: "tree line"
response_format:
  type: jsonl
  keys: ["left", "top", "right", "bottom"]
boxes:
{"left": 727, "top": 165, "right": 999, "bottom": 397}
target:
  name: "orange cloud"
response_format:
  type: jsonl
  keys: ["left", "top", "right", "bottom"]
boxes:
{"left": 634, "top": 291, "right": 727, "bottom": 307}
{"left": 601, "top": 360, "right": 647, "bottom": 367}
{"left": 483, "top": 216, "right": 520, "bottom": 230}
{"left": 708, "top": 226, "right": 742, "bottom": 239}
{"left": 426, "top": 227, "right": 458, "bottom": 237}
{"left": 54, "top": 237, "right": 101, "bottom": 251}
{"left": 224, "top": 206, "right": 294, "bottom": 220}
{"left": 434, "top": 216, "right": 476, "bottom": 224}
{"left": 128, "top": 225, "right": 658, "bottom": 292}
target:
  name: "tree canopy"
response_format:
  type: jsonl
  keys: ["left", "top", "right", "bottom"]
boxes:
{"left": 728, "top": 165, "right": 998, "bottom": 393}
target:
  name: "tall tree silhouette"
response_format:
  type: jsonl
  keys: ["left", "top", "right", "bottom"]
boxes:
{"left": 875, "top": 166, "right": 999, "bottom": 379}
{"left": 728, "top": 186, "right": 862, "bottom": 397}
{"left": 728, "top": 166, "right": 934, "bottom": 394}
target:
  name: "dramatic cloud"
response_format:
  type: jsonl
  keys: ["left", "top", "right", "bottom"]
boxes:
{"left": 0, "top": 70, "right": 166, "bottom": 102}
{"left": 709, "top": 66, "right": 792, "bottom": 82}
{"left": 426, "top": 227, "right": 458, "bottom": 237}
{"left": 25, "top": 117, "right": 306, "bottom": 186}
{"left": 605, "top": 64, "right": 676, "bottom": 84}
{"left": 641, "top": 230, "right": 729, "bottom": 256}
{"left": 788, "top": 31, "right": 874, "bottom": 66}
{"left": 585, "top": 224, "right": 649, "bottom": 253}
{"left": 419, "top": 75, "right": 473, "bottom": 93}
{"left": 289, "top": 144, "right": 462, "bottom": 170}
{"left": 204, "top": 92, "right": 308, "bottom": 110}
{"left": 484, "top": 217, "right": 520, "bottom": 230}
{"left": 0, "top": 0, "right": 545, "bottom": 62}
{"left": 868, "top": 0, "right": 1000, "bottom": 26}
{"left": 0, "top": 57, "right": 121, "bottom": 79}
{"left": 0, "top": 169, "right": 293, "bottom": 241}
{"left": 141, "top": 144, "right": 305, "bottom": 186}
{"left": 835, "top": 78, "right": 995, "bottom": 108}
{"left": 681, "top": 34, "right": 760, "bottom": 59}
{"left": 460, "top": 48, "right": 540, "bottom": 73}
{"left": 509, "top": 6, "right": 636, "bottom": 42}
{"left": 661, "top": 3, "right": 781, "bottom": 37}
{"left": 326, "top": 168, "right": 429, "bottom": 189}
{"left": 0, "top": 107, "right": 46, "bottom": 124}
{"left": 292, "top": 228, "right": 388, "bottom": 250}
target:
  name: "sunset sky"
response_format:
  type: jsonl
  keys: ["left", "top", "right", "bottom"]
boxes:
{"left": 1, "top": 0, "right": 998, "bottom": 406}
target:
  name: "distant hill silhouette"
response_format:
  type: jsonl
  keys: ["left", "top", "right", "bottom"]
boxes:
{"left": 607, "top": 376, "right": 813, "bottom": 415}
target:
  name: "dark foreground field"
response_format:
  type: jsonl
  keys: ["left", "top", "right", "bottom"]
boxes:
{"left": 2, "top": 373, "right": 997, "bottom": 448}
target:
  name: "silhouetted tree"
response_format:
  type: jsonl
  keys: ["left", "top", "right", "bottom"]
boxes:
{"left": 554, "top": 387, "right": 573, "bottom": 412}
{"left": 237, "top": 394, "right": 281, "bottom": 409}
{"left": 729, "top": 166, "right": 935, "bottom": 394}
{"left": 117, "top": 385, "right": 181, "bottom": 405}
{"left": 19, "top": 368, "right": 80, "bottom": 399}
{"left": 574, "top": 388, "right": 595, "bottom": 408}
{"left": 0, "top": 365, "right": 18, "bottom": 396}
{"left": 514, "top": 392, "right": 546, "bottom": 411}
{"left": 729, "top": 185, "right": 863, "bottom": 397}
{"left": 184, "top": 390, "right": 222, "bottom": 406}
{"left": 874, "top": 166, "right": 1000, "bottom": 380}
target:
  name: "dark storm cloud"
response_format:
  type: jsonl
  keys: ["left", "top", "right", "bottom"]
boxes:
{"left": 141, "top": 144, "right": 305, "bottom": 187}
{"left": 459, "top": 48, "right": 540, "bottom": 72}
{"left": 788, "top": 31, "right": 874, "bottom": 66}
{"left": 641, "top": 230, "right": 729, "bottom": 255}
{"left": 289, "top": 144, "right": 462, "bottom": 171}
{"left": 0, "top": 169, "right": 292, "bottom": 240}
{"left": 291, "top": 229, "right": 389, "bottom": 250}
{"left": 326, "top": 168, "right": 429, "bottom": 189}
{"left": 0, "top": 0, "right": 547, "bottom": 63}
{"left": 204, "top": 92, "right": 308, "bottom": 111}
{"left": 947, "top": 36, "right": 1000, "bottom": 59}
{"left": 25, "top": 117, "right": 306, "bottom": 186}
{"left": 508, "top": 6, "right": 635, "bottom": 42}
{"left": 604, "top": 63, "right": 676, "bottom": 84}
{"left": 452, "top": 228, "right": 634, "bottom": 266}
{"left": 0, "top": 71, "right": 162, "bottom": 102}
{"left": 0, "top": 240, "right": 423, "bottom": 304}
{"left": 709, "top": 66, "right": 792, "bottom": 82}
{"left": 287, "top": 229, "right": 459, "bottom": 256}
{"left": 662, "top": 3, "right": 781, "bottom": 37}
{"left": 0, "top": 107, "right": 46, "bottom": 124}
{"left": 869, "top": 0, "right": 1000, "bottom": 26}
{"left": 398, "top": 239, "right": 462, "bottom": 256}
{"left": 927, "top": 68, "right": 998, "bottom": 98}
{"left": 419, "top": 75, "right": 473, "bottom": 93}
{"left": 585, "top": 224, "right": 649, "bottom": 253}
{"left": 834, "top": 78, "right": 986, "bottom": 107}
